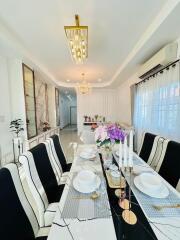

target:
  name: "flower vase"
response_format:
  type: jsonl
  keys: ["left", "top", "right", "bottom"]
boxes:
{"left": 12, "top": 137, "right": 23, "bottom": 163}
{"left": 102, "top": 145, "right": 113, "bottom": 164}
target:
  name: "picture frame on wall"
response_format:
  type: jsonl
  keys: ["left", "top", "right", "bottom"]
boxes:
{"left": 55, "top": 88, "right": 60, "bottom": 126}
{"left": 22, "top": 64, "right": 37, "bottom": 139}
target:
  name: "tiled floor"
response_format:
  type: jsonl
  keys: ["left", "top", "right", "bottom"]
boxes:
{"left": 59, "top": 125, "right": 82, "bottom": 163}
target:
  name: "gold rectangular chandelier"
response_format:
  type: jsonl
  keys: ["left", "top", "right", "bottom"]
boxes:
{"left": 64, "top": 15, "right": 88, "bottom": 64}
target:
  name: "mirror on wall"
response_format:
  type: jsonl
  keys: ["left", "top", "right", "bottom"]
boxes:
{"left": 55, "top": 88, "right": 60, "bottom": 126}
{"left": 22, "top": 64, "right": 37, "bottom": 139}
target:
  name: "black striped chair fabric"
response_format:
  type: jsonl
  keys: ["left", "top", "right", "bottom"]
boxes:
{"left": 139, "top": 132, "right": 157, "bottom": 162}
{"left": 158, "top": 140, "right": 180, "bottom": 188}
{"left": 29, "top": 143, "right": 65, "bottom": 203}
{"left": 0, "top": 164, "right": 47, "bottom": 240}
{"left": 50, "top": 134, "right": 72, "bottom": 172}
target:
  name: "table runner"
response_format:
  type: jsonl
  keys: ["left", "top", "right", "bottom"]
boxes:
{"left": 61, "top": 173, "right": 111, "bottom": 219}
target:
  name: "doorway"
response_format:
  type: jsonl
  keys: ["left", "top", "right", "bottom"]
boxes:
{"left": 59, "top": 87, "right": 77, "bottom": 129}
{"left": 70, "top": 106, "right": 77, "bottom": 125}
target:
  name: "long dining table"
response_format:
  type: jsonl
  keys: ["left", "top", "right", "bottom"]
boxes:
{"left": 47, "top": 144, "right": 180, "bottom": 240}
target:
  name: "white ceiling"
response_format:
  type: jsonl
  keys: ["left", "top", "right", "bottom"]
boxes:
{"left": 0, "top": 0, "right": 180, "bottom": 87}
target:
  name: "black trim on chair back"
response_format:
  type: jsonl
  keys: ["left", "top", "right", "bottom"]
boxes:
{"left": 0, "top": 168, "right": 35, "bottom": 240}
{"left": 139, "top": 133, "right": 157, "bottom": 162}
{"left": 50, "top": 135, "right": 67, "bottom": 172}
{"left": 29, "top": 143, "right": 60, "bottom": 203}
{"left": 158, "top": 141, "right": 180, "bottom": 188}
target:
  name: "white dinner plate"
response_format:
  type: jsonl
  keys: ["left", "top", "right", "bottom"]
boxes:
{"left": 82, "top": 148, "right": 97, "bottom": 154}
{"left": 134, "top": 175, "right": 169, "bottom": 198}
{"left": 73, "top": 175, "right": 101, "bottom": 193}
{"left": 80, "top": 152, "right": 96, "bottom": 160}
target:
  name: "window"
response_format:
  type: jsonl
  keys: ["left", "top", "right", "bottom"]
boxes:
{"left": 134, "top": 62, "right": 180, "bottom": 150}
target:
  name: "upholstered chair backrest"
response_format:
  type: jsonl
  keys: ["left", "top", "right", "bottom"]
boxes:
{"left": 19, "top": 152, "right": 48, "bottom": 227}
{"left": 156, "top": 140, "right": 180, "bottom": 189}
{"left": 46, "top": 138, "right": 63, "bottom": 179}
{"left": 147, "top": 137, "right": 169, "bottom": 169}
{"left": 50, "top": 135, "right": 67, "bottom": 172}
{"left": 138, "top": 132, "right": 157, "bottom": 162}
{"left": 43, "top": 141, "right": 62, "bottom": 185}
{"left": 0, "top": 163, "right": 39, "bottom": 240}
{"left": 29, "top": 143, "right": 60, "bottom": 204}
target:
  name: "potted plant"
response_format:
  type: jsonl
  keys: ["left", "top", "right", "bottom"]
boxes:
{"left": 10, "top": 119, "right": 24, "bottom": 137}
{"left": 10, "top": 119, "right": 24, "bottom": 162}
{"left": 42, "top": 121, "right": 51, "bottom": 132}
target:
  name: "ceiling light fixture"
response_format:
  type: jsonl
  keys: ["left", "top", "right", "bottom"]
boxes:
{"left": 64, "top": 15, "right": 88, "bottom": 64}
{"left": 76, "top": 73, "right": 91, "bottom": 95}
{"left": 66, "top": 79, "right": 70, "bottom": 82}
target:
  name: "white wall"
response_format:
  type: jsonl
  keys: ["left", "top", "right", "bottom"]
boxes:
{"left": 77, "top": 89, "right": 119, "bottom": 133}
{"left": 0, "top": 56, "right": 27, "bottom": 166}
{"left": 117, "top": 74, "right": 139, "bottom": 125}
{"left": 0, "top": 55, "right": 58, "bottom": 167}
{"left": 0, "top": 56, "right": 13, "bottom": 166}
{"left": 47, "top": 85, "right": 57, "bottom": 128}
{"left": 8, "top": 59, "right": 27, "bottom": 132}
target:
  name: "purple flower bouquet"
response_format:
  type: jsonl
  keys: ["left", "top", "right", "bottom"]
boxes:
{"left": 95, "top": 124, "right": 126, "bottom": 147}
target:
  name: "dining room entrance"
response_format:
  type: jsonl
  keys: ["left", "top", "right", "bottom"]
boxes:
{"left": 59, "top": 87, "right": 77, "bottom": 129}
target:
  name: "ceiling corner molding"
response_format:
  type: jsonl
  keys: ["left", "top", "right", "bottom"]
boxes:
{"left": 0, "top": 18, "right": 74, "bottom": 88}
{"left": 107, "top": 0, "right": 180, "bottom": 87}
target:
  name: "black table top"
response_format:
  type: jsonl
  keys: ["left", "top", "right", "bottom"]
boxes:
{"left": 99, "top": 154, "right": 158, "bottom": 240}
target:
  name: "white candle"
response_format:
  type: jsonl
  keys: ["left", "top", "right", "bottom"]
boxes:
{"left": 124, "top": 136, "right": 127, "bottom": 167}
{"left": 128, "top": 130, "right": 133, "bottom": 167}
{"left": 119, "top": 141, "right": 122, "bottom": 168}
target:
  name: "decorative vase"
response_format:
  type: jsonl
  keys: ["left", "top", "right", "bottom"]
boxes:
{"left": 102, "top": 145, "right": 113, "bottom": 163}
{"left": 12, "top": 137, "right": 23, "bottom": 163}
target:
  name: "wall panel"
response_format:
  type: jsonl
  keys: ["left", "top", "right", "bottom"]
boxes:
{"left": 77, "top": 89, "right": 119, "bottom": 133}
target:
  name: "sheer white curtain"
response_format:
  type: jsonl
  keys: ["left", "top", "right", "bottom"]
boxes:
{"left": 134, "top": 62, "right": 180, "bottom": 150}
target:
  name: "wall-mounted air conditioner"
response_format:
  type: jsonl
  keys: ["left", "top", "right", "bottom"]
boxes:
{"left": 138, "top": 42, "right": 178, "bottom": 79}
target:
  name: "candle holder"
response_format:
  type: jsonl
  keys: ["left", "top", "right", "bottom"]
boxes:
{"left": 117, "top": 130, "right": 136, "bottom": 224}
{"left": 118, "top": 169, "right": 129, "bottom": 210}
{"left": 121, "top": 166, "right": 137, "bottom": 225}
{"left": 115, "top": 171, "right": 126, "bottom": 199}
{"left": 12, "top": 137, "right": 23, "bottom": 163}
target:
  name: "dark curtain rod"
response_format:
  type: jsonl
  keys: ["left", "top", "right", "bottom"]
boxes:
{"left": 135, "top": 59, "right": 180, "bottom": 86}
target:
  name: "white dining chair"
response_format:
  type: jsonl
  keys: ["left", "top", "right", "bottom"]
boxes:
{"left": 138, "top": 132, "right": 157, "bottom": 162}
{"left": 156, "top": 140, "right": 180, "bottom": 189}
{"left": 0, "top": 163, "right": 50, "bottom": 240}
{"left": 19, "top": 146, "right": 64, "bottom": 227}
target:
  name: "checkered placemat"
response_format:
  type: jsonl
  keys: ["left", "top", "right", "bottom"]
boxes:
{"left": 61, "top": 173, "right": 111, "bottom": 219}
{"left": 113, "top": 153, "right": 180, "bottom": 218}
{"left": 126, "top": 173, "right": 180, "bottom": 218}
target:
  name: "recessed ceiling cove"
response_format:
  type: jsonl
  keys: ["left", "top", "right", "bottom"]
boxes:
{"left": 0, "top": 0, "right": 173, "bottom": 87}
